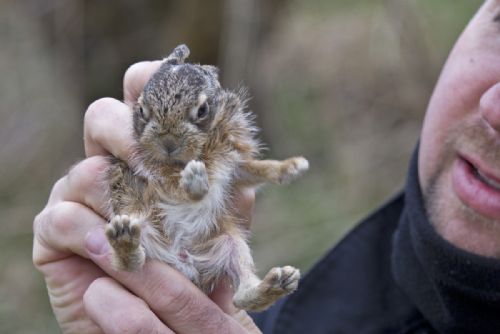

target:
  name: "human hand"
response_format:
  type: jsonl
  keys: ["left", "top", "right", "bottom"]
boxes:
{"left": 33, "top": 60, "right": 259, "bottom": 333}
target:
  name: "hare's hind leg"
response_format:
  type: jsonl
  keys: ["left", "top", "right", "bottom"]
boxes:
{"left": 106, "top": 158, "right": 147, "bottom": 271}
{"left": 237, "top": 157, "right": 309, "bottom": 186}
{"left": 105, "top": 214, "right": 145, "bottom": 271}
{"left": 231, "top": 236, "right": 300, "bottom": 312}
{"left": 234, "top": 266, "right": 300, "bottom": 312}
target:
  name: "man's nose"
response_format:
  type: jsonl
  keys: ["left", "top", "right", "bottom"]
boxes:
{"left": 480, "top": 83, "right": 500, "bottom": 132}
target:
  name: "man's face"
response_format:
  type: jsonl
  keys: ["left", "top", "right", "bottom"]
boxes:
{"left": 420, "top": 0, "right": 500, "bottom": 258}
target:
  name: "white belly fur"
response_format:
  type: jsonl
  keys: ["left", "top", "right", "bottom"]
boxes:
{"left": 139, "top": 170, "right": 240, "bottom": 290}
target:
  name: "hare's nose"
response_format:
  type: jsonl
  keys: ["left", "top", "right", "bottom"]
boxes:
{"left": 161, "top": 136, "right": 179, "bottom": 155}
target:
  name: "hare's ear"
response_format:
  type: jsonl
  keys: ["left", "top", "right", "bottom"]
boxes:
{"left": 202, "top": 65, "right": 219, "bottom": 79}
{"left": 164, "top": 44, "right": 190, "bottom": 65}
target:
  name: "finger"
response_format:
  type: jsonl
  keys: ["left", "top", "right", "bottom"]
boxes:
{"left": 39, "top": 256, "right": 106, "bottom": 334}
{"left": 85, "top": 229, "right": 248, "bottom": 334}
{"left": 209, "top": 280, "right": 262, "bottom": 333}
{"left": 123, "top": 60, "right": 163, "bottom": 105}
{"left": 209, "top": 278, "right": 237, "bottom": 315}
{"left": 33, "top": 202, "right": 106, "bottom": 266}
{"left": 48, "top": 156, "right": 109, "bottom": 217}
{"left": 84, "top": 97, "right": 135, "bottom": 161}
{"left": 84, "top": 277, "right": 173, "bottom": 334}
{"left": 232, "top": 310, "right": 263, "bottom": 334}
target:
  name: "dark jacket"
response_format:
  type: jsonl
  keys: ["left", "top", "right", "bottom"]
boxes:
{"left": 253, "top": 148, "right": 500, "bottom": 334}
{"left": 252, "top": 193, "right": 433, "bottom": 334}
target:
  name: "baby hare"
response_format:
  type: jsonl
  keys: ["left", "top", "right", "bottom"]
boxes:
{"left": 106, "top": 44, "right": 309, "bottom": 311}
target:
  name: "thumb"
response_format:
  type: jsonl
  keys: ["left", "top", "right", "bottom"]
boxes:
{"left": 210, "top": 279, "right": 263, "bottom": 334}
{"left": 85, "top": 227, "right": 110, "bottom": 257}
{"left": 209, "top": 278, "right": 238, "bottom": 315}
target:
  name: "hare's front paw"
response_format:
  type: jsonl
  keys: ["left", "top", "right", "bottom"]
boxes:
{"left": 279, "top": 157, "right": 309, "bottom": 184}
{"left": 105, "top": 215, "right": 145, "bottom": 271}
{"left": 180, "top": 160, "right": 209, "bottom": 200}
{"left": 261, "top": 265, "right": 300, "bottom": 295}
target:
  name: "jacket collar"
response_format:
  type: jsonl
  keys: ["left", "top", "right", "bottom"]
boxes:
{"left": 392, "top": 146, "right": 500, "bottom": 334}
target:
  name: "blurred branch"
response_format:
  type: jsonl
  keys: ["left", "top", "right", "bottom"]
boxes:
{"left": 52, "top": 0, "right": 85, "bottom": 96}
{"left": 219, "top": 0, "right": 260, "bottom": 88}
{"left": 384, "top": 0, "right": 436, "bottom": 94}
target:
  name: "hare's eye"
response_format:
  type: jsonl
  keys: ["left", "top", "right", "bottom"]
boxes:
{"left": 138, "top": 106, "right": 149, "bottom": 120}
{"left": 197, "top": 102, "right": 209, "bottom": 119}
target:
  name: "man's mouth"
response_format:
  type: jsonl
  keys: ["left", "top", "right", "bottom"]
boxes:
{"left": 473, "top": 167, "right": 500, "bottom": 191}
{"left": 452, "top": 155, "right": 500, "bottom": 219}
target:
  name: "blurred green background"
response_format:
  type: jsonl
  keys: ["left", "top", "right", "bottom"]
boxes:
{"left": 0, "top": 0, "right": 482, "bottom": 332}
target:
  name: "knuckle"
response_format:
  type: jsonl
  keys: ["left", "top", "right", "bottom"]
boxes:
{"left": 32, "top": 210, "right": 49, "bottom": 267}
{"left": 68, "top": 157, "right": 108, "bottom": 193}
{"left": 33, "top": 176, "right": 68, "bottom": 222}
{"left": 149, "top": 279, "right": 194, "bottom": 315}
{"left": 32, "top": 203, "right": 78, "bottom": 267}
{"left": 50, "top": 176, "right": 68, "bottom": 198}
{"left": 84, "top": 97, "right": 117, "bottom": 137}
{"left": 47, "top": 202, "right": 79, "bottom": 236}
{"left": 148, "top": 279, "right": 227, "bottom": 330}
{"left": 32, "top": 209, "right": 47, "bottom": 235}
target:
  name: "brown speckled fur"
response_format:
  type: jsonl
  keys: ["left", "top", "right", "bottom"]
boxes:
{"left": 105, "top": 45, "right": 309, "bottom": 311}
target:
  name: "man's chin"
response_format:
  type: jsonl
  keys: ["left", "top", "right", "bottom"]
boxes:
{"left": 422, "top": 117, "right": 500, "bottom": 259}
{"left": 435, "top": 215, "right": 500, "bottom": 259}
{"left": 426, "top": 173, "right": 500, "bottom": 258}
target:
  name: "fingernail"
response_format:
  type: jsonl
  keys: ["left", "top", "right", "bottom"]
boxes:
{"left": 85, "top": 228, "right": 110, "bottom": 255}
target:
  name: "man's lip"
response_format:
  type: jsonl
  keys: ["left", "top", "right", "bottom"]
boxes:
{"left": 452, "top": 155, "right": 500, "bottom": 219}
{"left": 462, "top": 154, "right": 500, "bottom": 185}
